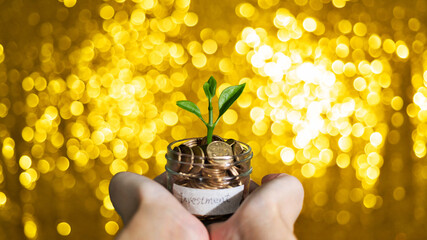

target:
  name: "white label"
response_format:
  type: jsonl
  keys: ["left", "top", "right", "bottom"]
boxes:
{"left": 173, "top": 184, "right": 244, "bottom": 216}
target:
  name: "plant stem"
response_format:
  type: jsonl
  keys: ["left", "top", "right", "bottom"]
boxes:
{"left": 207, "top": 125, "right": 214, "bottom": 144}
{"left": 207, "top": 98, "right": 214, "bottom": 144}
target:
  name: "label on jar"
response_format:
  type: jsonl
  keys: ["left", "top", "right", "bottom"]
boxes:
{"left": 173, "top": 184, "right": 244, "bottom": 216}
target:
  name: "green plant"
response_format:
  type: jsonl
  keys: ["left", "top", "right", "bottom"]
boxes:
{"left": 176, "top": 76, "right": 246, "bottom": 144}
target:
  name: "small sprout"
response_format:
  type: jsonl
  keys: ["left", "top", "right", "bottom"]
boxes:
{"left": 176, "top": 76, "right": 246, "bottom": 144}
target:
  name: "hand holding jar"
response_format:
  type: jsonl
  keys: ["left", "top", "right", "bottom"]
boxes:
{"left": 109, "top": 172, "right": 304, "bottom": 240}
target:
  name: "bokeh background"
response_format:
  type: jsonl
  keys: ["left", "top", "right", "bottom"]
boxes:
{"left": 0, "top": 0, "right": 426, "bottom": 239}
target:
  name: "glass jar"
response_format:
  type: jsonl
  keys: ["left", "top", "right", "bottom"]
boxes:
{"left": 165, "top": 137, "right": 253, "bottom": 223}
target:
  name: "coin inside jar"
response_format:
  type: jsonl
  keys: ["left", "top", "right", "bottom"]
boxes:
{"left": 227, "top": 166, "right": 240, "bottom": 176}
{"left": 207, "top": 141, "right": 234, "bottom": 168}
{"left": 200, "top": 135, "right": 224, "bottom": 145}
{"left": 207, "top": 141, "right": 233, "bottom": 157}
{"left": 190, "top": 146, "right": 204, "bottom": 174}
{"left": 178, "top": 145, "right": 194, "bottom": 173}
{"left": 232, "top": 142, "right": 244, "bottom": 156}
{"left": 170, "top": 146, "right": 181, "bottom": 172}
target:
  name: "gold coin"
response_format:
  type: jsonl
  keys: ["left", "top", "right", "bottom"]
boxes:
{"left": 170, "top": 146, "right": 181, "bottom": 172}
{"left": 207, "top": 141, "right": 233, "bottom": 157}
{"left": 233, "top": 142, "right": 245, "bottom": 156}
{"left": 178, "top": 145, "right": 193, "bottom": 173}
{"left": 225, "top": 138, "right": 236, "bottom": 146}
{"left": 202, "top": 167, "right": 225, "bottom": 177}
{"left": 182, "top": 138, "right": 198, "bottom": 148}
{"left": 200, "top": 135, "right": 224, "bottom": 145}
{"left": 227, "top": 166, "right": 239, "bottom": 177}
{"left": 190, "top": 146, "right": 204, "bottom": 174}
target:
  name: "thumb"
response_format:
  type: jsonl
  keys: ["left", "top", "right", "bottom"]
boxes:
{"left": 261, "top": 173, "right": 304, "bottom": 225}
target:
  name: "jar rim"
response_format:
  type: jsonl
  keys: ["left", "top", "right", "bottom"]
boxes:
{"left": 166, "top": 137, "right": 253, "bottom": 168}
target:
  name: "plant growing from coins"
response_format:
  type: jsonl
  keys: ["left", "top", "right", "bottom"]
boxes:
{"left": 176, "top": 76, "right": 246, "bottom": 144}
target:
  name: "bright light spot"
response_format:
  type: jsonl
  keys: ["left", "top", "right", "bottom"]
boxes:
{"left": 103, "top": 196, "right": 115, "bottom": 210}
{"left": 336, "top": 154, "right": 350, "bottom": 168}
{"left": 353, "top": 77, "right": 366, "bottom": 91}
{"left": 223, "top": 109, "right": 238, "bottom": 125}
{"left": 370, "top": 60, "right": 383, "bottom": 74}
{"left": 202, "top": 39, "right": 218, "bottom": 54}
{"left": 383, "top": 39, "right": 396, "bottom": 54}
{"left": 301, "top": 163, "right": 316, "bottom": 178}
{"left": 57, "top": 222, "right": 71, "bottom": 236}
{"left": 250, "top": 107, "right": 265, "bottom": 121}
{"left": 332, "top": 0, "right": 346, "bottom": 8}
{"left": 303, "top": 17, "right": 317, "bottom": 32}
{"left": 99, "top": 5, "right": 115, "bottom": 20}
{"left": 258, "top": 45, "right": 274, "bottom": 60}
{"left": 19, "top": 155, "right": 32, "bottom": 170}
{"left": 131, "top": 9, "right": 146, "bottom": 25}
{"left": 296, "top": 62, "right": 316, "bottom": 82}
{"left": 64, "top": 0, "right": 76, "bottom": 8}
{"left": 162, "top": 111, "right": 178, "bottom": 126}
{"left": 24, "top": 221, "right": 37, "bottom": 238}
{"left": 363, "top": 194, "right": 377, "bottom": 208}
{"left": 338, "top": 20, "right": 352, "bottom": 34}
{"left": 396, "top": 44, "right": 409, "bottom": 59}
{"left": 368, "top": 34, "right": 382, "bottom": 49}
{"left": 370, "top": 132, "right": 383, "bottom": 147}
{"left": 0, "top": 192, "right": 6, "bottom": 205}
{"left": 105, "top": 221, "right": 119, "bottom": 235}
{"left": 184, "top": 12, "right": 198, "bottom": 27}
{"left": 338, "top": 136, "right": 352, "bottom": 152}
{"left": 353, "top": 22, "right": 367, "bottom": 37}
{"left": 70, "top": 101, "right": 84, "bottom": 116}
{"left": 367, "top": 92, "right": 380, "bottom": 105}
{"left": 367, "top": 166, "right": 380, "bottom": 179}
{"left": 245, "top": 31, "right": 261, "bottom": 47}
{"left": 192, "top": 53, "right": 207, "bottom": 68}
{"left": 336, "top": 44, "right": 349, "bottom": 58}
{"left": 280, "top": 147, "right": 295, "bottom": 165}
{"left": 391, "top": 96, "right": 404, "bottom": 111}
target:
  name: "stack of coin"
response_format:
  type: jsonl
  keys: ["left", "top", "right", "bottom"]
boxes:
{"left": 169, "top": 136, "right": 248, "bottom": 189}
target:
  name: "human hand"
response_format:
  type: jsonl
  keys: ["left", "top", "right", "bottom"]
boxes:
{"left": 109, "top": 172, "right": 304, "bottom": 240}
{"left": 208, "top": 173, "right": 304, "bottom": 240}
{"left": 109, "top": 172, "right": 209, "bottom": 240}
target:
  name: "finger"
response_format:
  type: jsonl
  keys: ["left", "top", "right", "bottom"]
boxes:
{"left": 109, "top": 172, "right": 171, "bottom": 225}
{"left": 154, "top": 171, "right": 167, "bottom": 187}
{"left": 249, "top": 180, "right": 259, "bottom": 193}
{"left": 260, "top": 173, "right": 304, "bottom": 225}
{"left": 261, "top": 173, "right": 284, "bottom": 185}
{"left": 209, "top": 174, "right": 304, "bottom": 240}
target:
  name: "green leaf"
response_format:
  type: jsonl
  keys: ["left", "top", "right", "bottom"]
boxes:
{"left": 203, "top": 82, "right": 212, "bottom": 100}
{"left": 208, "top": 76, "right": 217, "bottom": 97}
{"left": 217, "top": 83, "right": 246, "bottom": 120}
{"left": 176, "top": 100, "right": 206, "bottom": 124}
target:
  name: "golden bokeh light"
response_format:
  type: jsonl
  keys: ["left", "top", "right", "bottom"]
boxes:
{"left": 57, "top": 222, "right": 71, "bottom": 236}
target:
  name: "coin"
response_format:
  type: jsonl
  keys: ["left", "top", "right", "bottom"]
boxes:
{"left": 173, "top": 138, "right": 249, "bottom": 191}
{"left": 227, "top": 166, "right": 239, "bottom": 177}
{"left": 179, "top": 145, "right": 193, "bottom": 173}
{"left": 183, "top": 138, "right": 198, "bottom": 148}
{"left": 232, "top": 142, "right": 245, "bottom": 156}
{"left": 202, "top": 167, "right": 225, "bottom": 177}
{"left": 207, "top": 141, "right": 233, "bottom": 157}
{"left": 200, "top": 135, "right": 224, "bottom": 145}
{"left": 190, "top": 146, "right": 204, "bottom": 174}
{"left": 170, "top": 146, "right": 181, "bottom": 172}
{"left": 207, "top": 141, "right": 233, "bottom": 169}
{"left": 225, "top": 138, "right": 236, "bottom": 146}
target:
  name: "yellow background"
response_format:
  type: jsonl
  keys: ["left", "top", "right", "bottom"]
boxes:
{"left": 0, "top": 0, "right": 426, "bottom": 239}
